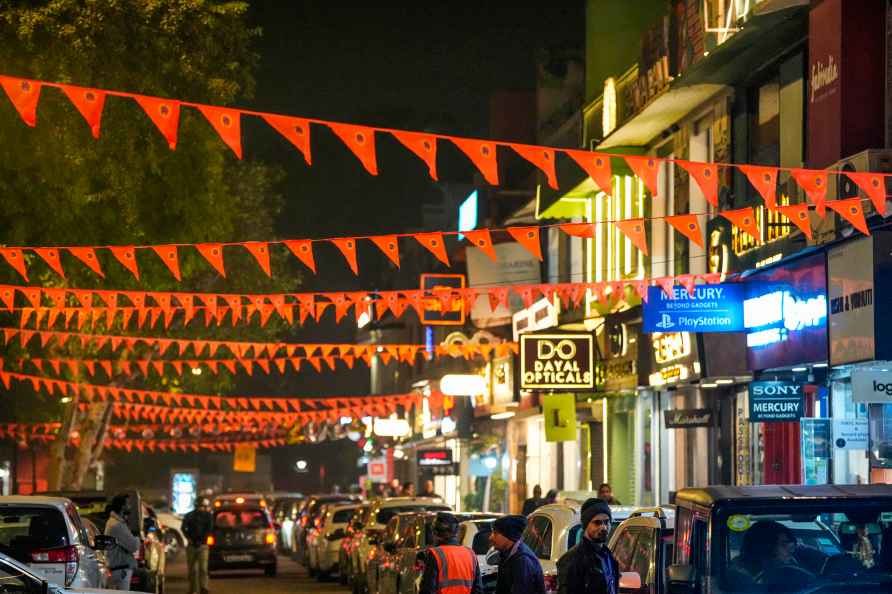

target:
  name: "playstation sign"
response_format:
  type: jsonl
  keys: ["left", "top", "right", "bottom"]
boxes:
{"left": 643, "top": 284, "right": 744, "bottom": 333}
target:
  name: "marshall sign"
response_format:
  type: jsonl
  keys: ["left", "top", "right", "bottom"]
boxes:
{"left": 520, "top": 333, "right": 594, "bottom": 391}
{"left": 749, "top": 381, "right": 805, "bottom": 423}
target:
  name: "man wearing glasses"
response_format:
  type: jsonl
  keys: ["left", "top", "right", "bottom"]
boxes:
{"left": 557, "top": 498, "right": 619, "bottom": 594}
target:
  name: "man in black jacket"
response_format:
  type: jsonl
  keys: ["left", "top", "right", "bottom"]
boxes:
{"left": 182, "top": 498, "right": 214, "bottom": 594}
{"left": 489, "top": 515, "right": 545, "bottom": 594}
{"left": 557, "top": 498, "right": 619, "bottom": 594}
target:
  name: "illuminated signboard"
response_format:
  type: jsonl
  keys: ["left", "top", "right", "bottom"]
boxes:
{"left": 420, "top": 273, "right": 466, "bottom": 325}
{"left": 743, "top": 253, "right": 828, "bottom": 370}
{"left": 643, "top": 284, "right": 744, "bottom": 333}
{"left": 648, "top": 332, "right": 702, "bottom": 387}
{"left": 417, "top": 448, "right": 454, "bottom": 467}
{"left": 457, "top": 190, "right": 478, "bottom": 240}
{"left": 520, "top": 333, "right": 595, "bottom": 391}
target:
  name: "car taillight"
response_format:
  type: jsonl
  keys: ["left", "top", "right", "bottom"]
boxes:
{"left": 264, "top": 531, "right": 276, "bottom": 545}
{"left": 206, "top": 535, "right": 216, "bottom": 546}
{"left": 543, "top": 573, "right": 558, "bottom": 594}
{"left": 32, "top": 546, "right": 78, "bottom": 587}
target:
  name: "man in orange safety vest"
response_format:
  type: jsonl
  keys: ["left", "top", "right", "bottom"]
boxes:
{"left": 417, "top": 512, "right": 483, "bottom": 594}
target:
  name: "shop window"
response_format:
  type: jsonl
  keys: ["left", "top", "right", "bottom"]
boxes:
{"left": 869, "top": 403, "right": 892, "bottom": 469}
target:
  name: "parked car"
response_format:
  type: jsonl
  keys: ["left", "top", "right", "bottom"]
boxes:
{"left": 349, "top": 497, "right": 450, "bottom": 594}
{"left": 458, "top": 517, "right": 502, "bottom": 593}
{"left": 207, "top": 503, "right": 277, "bottom": 577}
{"left": 0, "top": 496, "right": 115, "bottom": 589}
{"left": 338, "top": 504, "right": 370, "bottom": 586}
{"left": 521, "top": 502, "right": 635, "bottom": 594}
{"left": 308, "top": 502, "right": 362, "bottom": 580}
{"left": 212, "top": 493, "right": 268, "bottom": 510}
{"left": 607, "top": 506, "right": 676, "bottom": 594}
{"left": 81, "top": 517, "right": 111, "bottom": 588}
{"left": 293, "top": 494, "right": 360, "bottom": 564}
{"left": 660, "top": 484, "right": 892, "bottom": 594}
{"left": 0, "top": 550, "right": 135, "bottom": 594}
{"left": 377, "top": 511, "right": 500, "bottom": 594}
{"left": 40, "top": 490, "right": 166, "bottom": 594}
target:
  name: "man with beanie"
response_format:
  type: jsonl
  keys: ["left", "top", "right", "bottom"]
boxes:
{"left": 490, "top": 515, "right": 545, "bottom": 594}
{"left": 557, "top": 498, "right": 619, "bottom": 594}
{"left": 417, "top": 512, "right": 483, "bottom": 594}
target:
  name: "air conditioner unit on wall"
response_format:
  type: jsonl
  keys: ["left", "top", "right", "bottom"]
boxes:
{"left": 811, "top": 149, "right": 892, "bottom": 244}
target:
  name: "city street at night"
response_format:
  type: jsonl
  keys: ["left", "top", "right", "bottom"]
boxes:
{"left": 165, "top": 554, "right": 348, "bottom": 594}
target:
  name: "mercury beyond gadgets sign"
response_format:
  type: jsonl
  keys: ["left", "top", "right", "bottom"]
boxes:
{"left": 520, "top": 333, "right": 594, "bottom": 390}
{"left": 643, "top": 284, "right": 744, "bottom": 333}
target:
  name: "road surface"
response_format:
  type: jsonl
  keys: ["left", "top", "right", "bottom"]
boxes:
{"left": 164, "top": 553, "right": 349, "bottom": 594}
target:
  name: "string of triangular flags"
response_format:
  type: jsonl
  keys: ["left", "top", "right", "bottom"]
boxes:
{"left": 0, "top": 198, "right": 872, "bottom": 282}
{"left": 1, "top": 73, "right": 888, "bottom": 213}
{"left": 0, "top": 421, "right": 284, "bottom": 439}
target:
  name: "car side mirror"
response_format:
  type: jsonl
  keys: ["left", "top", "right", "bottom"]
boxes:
{"left": 667, "top": 564, "right": 696, "bottom": 594}
{"left": 93, "top": 534, "right": 117, "bottom": 550}
{"left": 619, "top": 571, "right": 642, "bottom": 592}
{"left": 484, "top": 548, "right": 501, "bottom": 566}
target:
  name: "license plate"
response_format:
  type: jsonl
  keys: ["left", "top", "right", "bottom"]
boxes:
{"left": 223, "top": 554, "right": 252, "bottom": 562}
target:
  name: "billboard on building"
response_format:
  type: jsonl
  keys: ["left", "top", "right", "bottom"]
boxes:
{"left": 828, "top": 237, "right": 875, "bottom": 365}
{"left": 520, "top": 333, "right": 594, "bottom": 391}
{"left": 466, "top": 242, "right": 541, "bottom": 327}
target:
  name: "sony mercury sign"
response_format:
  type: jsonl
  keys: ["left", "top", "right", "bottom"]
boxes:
{"left": 520, "top": 333, "right": 594, "bottom": 390}
{"left": 748, "top": 381, "right": 805, "bottom": 423}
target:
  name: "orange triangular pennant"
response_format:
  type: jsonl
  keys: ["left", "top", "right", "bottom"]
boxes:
{"left": 414, "top": 233, "right": 450, "bottom": 266}
{"left": 565, "top": 150, "right": 612, "bottom": 197}
{"left": 197, "top": 105, "right": 242, "bottom": 159}
{"left": 391, "top": 130, "right": 438, "bottom": 180}
{"left": 283, "top": 240, "right": 316, "bottom": 273}
{"left": 451, "top": 137, "right": 499, "bottom": 185}
{"left": 133, "top": 95, "right": 180, "bottom": 149}
{"left": 261, "top": 114, "right": 311, "bottom": 164}
{"left": 846, "top": 172, "right": 887, "bottom": 216}
{"left": 0, "top": 249, "right": 28, "bottom": 280}
{"left": 328, "top": 123, "right": 377, "bottom": 175}
{"left": 196, "top": 244, "right": 226, "bottom": 277}
{"left": 506, "top": 227, "right": 542, "bottom": 261}
{"left": 463, "top": 229, "right": 496, "bottom": 261}
{"left": 109, "top": 246, "right": 139, "bottom": 280}
{"left": 33, "top": 248, "right": 65, "bottom": 278}
{"left": 790, "top": 168, "right": 828, "bottom": 217}
{"left": 0, "top": 76, "right": 41, "bottom": 127}
{"left": 68, "top": 247, "right": 104, "bottom": 277}
{"left": 243, "top": 242, "right": 272, "bottom": 277}
{"left": 614, "top": 218, "right": 648, "bottom": 255}
{"left": 624, "top": 155, "right": 661, "bottom": 198}
{"left": 721, "top": 208, "right": 760, "bottom": 242}
{"left": 330, "top": 238, "right": 359, "bottom": 275}
{"left": 151, "top": 245, "right": 181, "bottom": 281}
{"left": 827, "top": 198, "right": 870, "bottom": 236}
{"left": 60, "top": 85, "right": 106, "bottom": 138}
{"left": 370, "top": 236, "right": 401, "bottom": 268}
{"left": 777, "top": 203, "right": 812, "bottom": 240}
{"left": 678, "top": 160, "right": 719, "bottom": 208}
{"left": 665, "top": 214, "right": 704, "bottom": 248}
{"left": 738, "top": 164, "right": 778, "bottom": 209}
{"left": 511, "top": 144, "right": 557, "bottom": 189}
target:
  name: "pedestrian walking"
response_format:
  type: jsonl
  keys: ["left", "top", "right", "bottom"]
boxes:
{"left": 182, "top": 498, "right": 214, "bottom": 594}
{"left": 522, "top": 485, "right": 543, "bottom": 516}
{"left": 104, "top": 494, "right": 141, "bottom": 591}
{"left": 490, "top": 515, "right": 545, "bottom": 594}
{"left": 417, "top": 512, "right": 483, "bottom": 594}
{"left": 557, "top": 498, "right": 619, "bottom": 594}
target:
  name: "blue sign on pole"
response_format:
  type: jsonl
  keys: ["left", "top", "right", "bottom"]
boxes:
{"left": 643, "top": 283, "right": 744, "bottom": 333}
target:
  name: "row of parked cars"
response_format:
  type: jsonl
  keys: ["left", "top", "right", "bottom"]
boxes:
{"left": 0, "top": 490, "right": 167, "bottom": 594}
{"left": 277, "top": 484, "right": 892, "bottom": 594}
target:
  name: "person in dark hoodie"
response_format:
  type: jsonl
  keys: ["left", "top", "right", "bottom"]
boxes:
{"left": 490, "top": 515, "right": 545, "bottom": 594}
{"left": 557, "top": 498, "right": 619, "bottom": 594}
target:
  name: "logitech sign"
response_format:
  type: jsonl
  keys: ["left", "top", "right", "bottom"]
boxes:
{"left": 851, "top": 369, "right": 892, "bottom": 403}
{"left": 749, "top": 381, "right": 805, "bottom": 422}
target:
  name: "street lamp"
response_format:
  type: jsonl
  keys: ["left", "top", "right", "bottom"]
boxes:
{"left": 295, "top": 459, "right": 309, "bottom": 473}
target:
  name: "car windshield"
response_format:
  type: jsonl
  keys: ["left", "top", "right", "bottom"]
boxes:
{"left": 720, "top": 504, "right": 892, "bottom": 592}
{"left": 0, "top": 508, "right": 69, "bottom": 554}
{"left": 214, "top": 509, "right": 268, "bottom": 529}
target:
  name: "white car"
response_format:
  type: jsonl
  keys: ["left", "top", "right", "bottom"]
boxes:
{"left": 0, "top": 496, "right": 114, "bottom": 589}
{"left": 153, "top": 510, "right": 186, "bottom": 561}
{"left": 522, "top": 502, "right": 636, "bottom": 594}
{"left": 0, "top": 550, "right": 132, "bottom": 594}
{"left": 307, "top": 502, "right": 361, "bottom": 579}
{"left": 458, "top": 517, "right": 501, "bottom": 589}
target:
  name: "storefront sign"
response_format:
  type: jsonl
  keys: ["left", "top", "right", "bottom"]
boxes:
{"left": 648, "top": 332, "right": 702, "bottom": 387}
{"left": 467, "top": 243, "right": 541, "bottom": 327}
{"left": 233, "top": 444, "right": 256, "bottom": 473}
{"left": 833, "top": 418, "right": 869, "bottom": 449}
{"left": 367, "top": 457, "right": 388, "bottom": 483}
{"left": 664, "top": 409, "right": 714, "bottom": 429}
{"left": 749, "top": 381, "right": 805, "bottom": 422}
{"left": 851, "top": 368, "right": 892, "bottom": 403}
{"left": 543, "top": 393, "right": 578, "bottom": 442}
{"left": 603, "top": 313, "right": 641, "bottom": 392}
{"left": 512, "top": 296, "right": 558, "bottom": 341}
{"left": 743, "top": 253, "right": 828, "bottom": 370}
{"left": 417, "top": 448, "right": 454, "bottom": 467}
{"left": 829, "top": 238, "right": 875, "bottom": 365}
{"left": 420, "top": 274, "right": 466, "bottom": 325}
{"left": 428, "top": 463, "right": 460, "bottom": 476}
{"left": 490, "top": 356, "right": 515, "bottom": 406}
{"left": 643, "top": 284, "right": 744, "bottom": 333}
{"left": 801, "top": 418, "right": 832, "bottom": 485}
{"left": 520, "top": 333, "right": 595, "bottom": 390}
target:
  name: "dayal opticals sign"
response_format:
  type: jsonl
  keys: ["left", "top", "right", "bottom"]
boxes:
{"left": 643, "top": 284, "right": 744, "bottom": 333}
{"left": 520, "top": 333, "right": 594, "bottom": 391}
{"left": 749, "top": 381, "right": 805, "bottom": 422}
